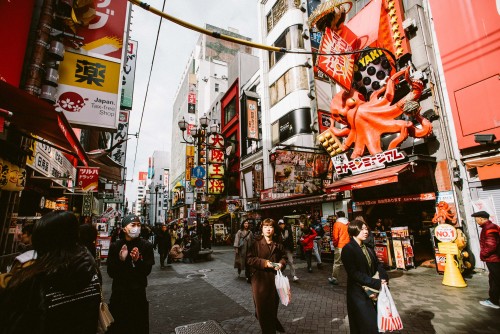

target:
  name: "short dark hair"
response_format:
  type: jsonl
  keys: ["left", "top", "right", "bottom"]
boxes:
{"left": 22, "top": 222, "right": 35, "bottom": 235}
{"left": 337, "top": 211, "right": 345, "bottom": 218}
{"left": 348, "top": 219, "right": 367, "bottom": 237}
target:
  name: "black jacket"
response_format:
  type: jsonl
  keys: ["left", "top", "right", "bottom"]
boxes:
{"left": 107, "top": 237, "right": 154, "bottom": 292}
{"left": 154, "top": 230, "right": 172, "bottom": 254}
{"left": 342, "top": 238, "right": 388, "bottom": 334}
{"left": 0, "top": 246, "right": 100, "bottom": 334}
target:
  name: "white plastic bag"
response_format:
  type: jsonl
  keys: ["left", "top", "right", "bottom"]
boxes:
{"left": 377, "top": 284, "right": 403, "bottom": 332}
{"left": 275, "top": 270, "right": 291, "bottom": 306}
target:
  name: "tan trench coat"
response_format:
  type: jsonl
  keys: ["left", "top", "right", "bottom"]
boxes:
{"left": 247, "top": 236, "right": 287, "bottom": 334}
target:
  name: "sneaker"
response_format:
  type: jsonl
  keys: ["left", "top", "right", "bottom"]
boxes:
{"left": 308, "top": 268, "right": 313, "bottom": 273}
{"left": 328, "top": 277, "right": 338, "bottom": 285}
{"left": 479, "top": 300, "right": 500, "bottom": 309}
{"left": 293, "top": 276, "right": 299, "bottom": 282}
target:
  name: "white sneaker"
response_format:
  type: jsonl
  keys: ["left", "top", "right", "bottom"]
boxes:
{"left": 293, "top": 276, "right": 299, "bottom": 282}
{"left": 479, "top": 300, "right": 500, "bottom": 309}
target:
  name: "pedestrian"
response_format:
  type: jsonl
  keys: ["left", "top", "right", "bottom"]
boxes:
{"left": 299, "top": 218, "right": 317, "bottom": 273}
{"left": 278, "top": 219, "right": 299, "bottom": 282}
{"left": 201, "top": 220, "right": 212, "bottom": 249}
{"left": 0, "top": 211, "right": 101, "bottom": 333}
{"left": 16, "top": 222, "right": 34, "bottom": 253}
{"left": 472, "top": 211, "right": 500, "bottom": 309}
{"left": 328, "top": 211, "right": 350, "bottom": 285}
{"left": 107, "top": 214, "right": 155, "bottom": 334}
{"left": 247, "top": 218, "right": 287, "bottom": 333}
{"left": 79, "top": 222, "right": 98, "bottom": 259}
{"left": 234, "top": 220, "right": 255, "bottom": 282}
{"left": 1, "top": 223, "right": 37, "bottom": 291}
{"left": 182, "top": 234, "right": 201, "bottom": 263}
{"left": 169, "top": 239, "right": 184, "bottom": 262}
{"left": 310, "top": 214, "right": 324, "bottom": 269}
{"left": 154, "top": 224, "right": 172, "bottom": 268}
{"left": 341, "top": 219, "right": 389, "bottom": 334}
{"left": 170, "top": 224, "right": 178, "bottom": 246}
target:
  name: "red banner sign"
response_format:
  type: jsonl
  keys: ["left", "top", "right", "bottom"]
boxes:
{"left": 77, "top": 167, "right": 99, "bottom": 192}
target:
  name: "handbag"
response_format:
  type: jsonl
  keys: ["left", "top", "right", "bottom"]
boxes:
{"left": 377, "top": 284, "right": 403, "bottom": 332}
{"left": 274, "top": 270, "right": 291, "bottom": 306}
{"left": 238, "top": 231, "right": 250, "bottom": 248}
{"left": 96, "top": 290, "right": 114, "bottom": 334}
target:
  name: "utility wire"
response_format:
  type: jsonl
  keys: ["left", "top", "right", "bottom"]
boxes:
{"left": 127, "top": 0, "right": 397, "bottom": 65}
{"left": 131, "top": 0, "right": 167, "bottom": 179}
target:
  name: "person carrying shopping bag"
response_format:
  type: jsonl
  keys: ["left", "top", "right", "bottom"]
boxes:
{"left": 247, "top": 218, "right": 287, "bottom": 333}
{"left": 341, "top": 219, "right": 389, "bottom": 334}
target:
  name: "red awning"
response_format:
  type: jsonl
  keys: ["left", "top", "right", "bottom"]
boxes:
{"left": 0, "top": 80, "right": 88, "bottom": 166}
{"left": 465, "top": 155, "right": 500, "bottom": 181}
{"left": 259, "top": 193, "right": 338, "bottom": 210}
{"left": 325, "top": 163, "right": 411, "bottom": 193}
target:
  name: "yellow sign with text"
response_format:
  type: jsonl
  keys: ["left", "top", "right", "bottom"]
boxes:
{"left": 58, "top": 51, "right": 120, "bottom": 93}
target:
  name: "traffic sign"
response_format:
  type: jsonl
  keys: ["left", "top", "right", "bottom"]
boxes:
{"left": 192, "top": 166, "right": 206, "bottom": 179}
{"left": 195, "top": 178, "right": 204, "bottom": 188}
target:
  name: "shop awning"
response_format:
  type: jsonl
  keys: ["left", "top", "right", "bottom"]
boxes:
{"left": 325, "top": 163, "right": 411, "bottom": 193}
{"left": 0, "top": 80, "right": 89, "bottom": 166}
{"left": 260, "top": 193, "right": 338, "bottom": 210}
{"left": 208, "top": 213, "right": 229, "bottom": 221}
{"left": 465, "top": 155, "right": 500, "bottom": 181}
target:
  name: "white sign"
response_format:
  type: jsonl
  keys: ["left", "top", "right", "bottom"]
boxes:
{"left": 434, "top": 224, "right": 457, "bottom": 242}
{"left": 109, "top": 110, "right": 129, "bottom": 166}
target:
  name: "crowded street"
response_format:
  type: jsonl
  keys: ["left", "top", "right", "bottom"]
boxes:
{"left": 101, "top": 246, "right": 500, "bottom": 334}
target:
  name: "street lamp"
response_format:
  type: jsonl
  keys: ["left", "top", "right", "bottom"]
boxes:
{"left": 177, "top": 114, "right": 225, "bottom": 236}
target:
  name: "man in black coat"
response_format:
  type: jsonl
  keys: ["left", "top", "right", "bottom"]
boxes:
{"left": 154, "top": 224, "right": 172, "bottom": 268}
{"left": 107, "top": 215, "right": 154, "bottom": 334}
{"left": 201, "top": 221, "right": 212, "bottom": 249}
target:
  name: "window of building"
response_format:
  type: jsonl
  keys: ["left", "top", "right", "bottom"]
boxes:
{"left": 266, "top": 0, "right": 301, "bottom": 33}
{"left": 215, "top": 83, "right": 219, "bottom": 92}
{"left": 269, "top": 25, "right": 305, "bottom": 68}
{"left": 269, "top": 66, "right": 309, "bottom": 107}
{"left": 224, "top": 96, "right": 237, "bottom": 123}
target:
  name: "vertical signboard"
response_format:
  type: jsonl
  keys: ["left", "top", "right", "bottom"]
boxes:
{"left": 186, "top": 145, "right": 195, "bottom": 182}
{"left": 246, "top": 99, "right": 259, "bottom": 140}
{"left": 121, "top": 40, "right": 138, "bottom": 109}
{"left": 110, "top": 110, "right": 129, "bottom": 166}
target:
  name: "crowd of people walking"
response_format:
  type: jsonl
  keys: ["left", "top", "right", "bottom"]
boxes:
{"left": 0, "top": 208, "right": 497, "bottom": 333}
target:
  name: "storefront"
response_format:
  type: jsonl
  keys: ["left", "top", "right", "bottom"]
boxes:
{"left": 326, "top": 157, "right": 439, "bottom": 269}
{"left": 208, "top": 212, "right": 231, "bottom": 245}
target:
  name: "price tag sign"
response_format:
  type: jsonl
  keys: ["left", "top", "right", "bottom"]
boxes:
{"left": 438, "top": 242, "right": 459, "bottom": 255}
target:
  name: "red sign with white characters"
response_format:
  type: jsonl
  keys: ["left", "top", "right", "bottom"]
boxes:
{"left": 77, "top": 167, "right": 100, "bottom": 192}
{"left": 78, "top": 0, "right": 129, "bottom": 60}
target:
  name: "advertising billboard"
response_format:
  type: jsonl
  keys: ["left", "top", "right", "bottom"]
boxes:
{"left": 56, "top": 51, "right": 120, "bottom": 129}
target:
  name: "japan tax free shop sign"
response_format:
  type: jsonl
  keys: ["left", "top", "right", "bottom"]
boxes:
{"left": 56, "top": 51, "right": 120, "bottom": 130}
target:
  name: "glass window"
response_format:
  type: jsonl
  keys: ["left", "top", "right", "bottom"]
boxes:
{"left": 269, "top": 25, "right": 304, "bottom": 68}
{"left": 266, "top": 0, "right": 301, "bottom": 33}
{"left": 268, "top": 66, "right": 309, "bottom": 107}
{"left": 224, "top": 96, "right": 237, "bottom": 124}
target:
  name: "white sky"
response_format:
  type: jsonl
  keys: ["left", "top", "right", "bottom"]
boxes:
{"left": 124, "top": 0, "right": 259, "bottom": 208}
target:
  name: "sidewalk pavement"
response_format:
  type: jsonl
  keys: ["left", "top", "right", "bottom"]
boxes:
{"left": 101, "top": 245, "right": 500, "bottom": 334}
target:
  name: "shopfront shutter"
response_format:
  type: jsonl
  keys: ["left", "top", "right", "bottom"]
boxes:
{"left": 477, "top": 186, "right": 500, "bottom": 222}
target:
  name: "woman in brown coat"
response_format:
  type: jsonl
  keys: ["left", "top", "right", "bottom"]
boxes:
{"left": 247, "top": 218, "right": 287, "bottom": 333}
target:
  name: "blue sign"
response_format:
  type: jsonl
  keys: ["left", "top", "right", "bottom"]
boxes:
{"left": 192, "top": 166, "right": 206, "bottom": 179}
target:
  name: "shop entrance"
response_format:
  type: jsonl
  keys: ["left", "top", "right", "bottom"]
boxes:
{"left": 358, "top": 200, "right": 436, "bottom": 267}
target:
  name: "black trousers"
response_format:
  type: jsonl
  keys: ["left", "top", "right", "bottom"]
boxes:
{"left": 109, "top": 288, "right": 149, "bottom": 334}
{"left": 486, "top": 262, "right": 500, "bottom": 305}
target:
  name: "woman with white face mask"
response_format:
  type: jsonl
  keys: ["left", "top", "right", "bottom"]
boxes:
{"left": 107, "top": 215, "right": 155, "bottom": 334}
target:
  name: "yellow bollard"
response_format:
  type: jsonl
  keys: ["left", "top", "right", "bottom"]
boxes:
{"left": 442, "top": 252, "right": 467, "bottom": 288}
{"left": 438, "top": 242, "right": 467, "bottom": 288}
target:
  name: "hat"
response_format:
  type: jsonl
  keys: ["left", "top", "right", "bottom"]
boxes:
{"left": 121, "top": 215, "right": 141, "bottom": 227}
{"left": 278, "top": 219, "right": 285, "bottom": 224}
{"left": 471, "top": 211, "right": 490, "bottom": 219}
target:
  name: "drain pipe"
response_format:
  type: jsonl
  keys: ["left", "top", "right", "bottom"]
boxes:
{"left": 24, "top": 0, "right": 55, "bottom": 96}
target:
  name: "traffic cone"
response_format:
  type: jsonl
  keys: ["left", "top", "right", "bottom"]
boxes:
{"left": 442, "top": 254, "right": 467, "bottom": 287}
